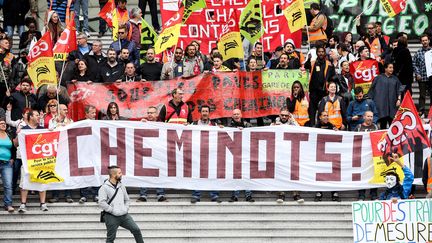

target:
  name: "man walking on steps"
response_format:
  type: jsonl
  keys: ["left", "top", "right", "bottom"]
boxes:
{"left": 99, "top": 166, "right": 144, "bottom": 243}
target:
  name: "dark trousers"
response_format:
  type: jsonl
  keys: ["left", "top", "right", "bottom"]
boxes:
{"left": 139, "top": 0, "right": 160, "bottom": 30}
{"left": 418, "top": 82, "right": 428, "bottom": 114}
{"left": 104, "top": 213, "right": 144, "bottom": 243}
{"left": 378, "top": 117, "right": 393, "bottom": 129}
{"left": 308, "top": 90, "right": 325, "bottom": 126}
{"left": 99, "top": 2, "right": 107, "bottom": 33}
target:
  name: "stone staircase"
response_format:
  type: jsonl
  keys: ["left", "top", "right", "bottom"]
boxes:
{"left": 0, "top": 188, "right": 428, "bottom": 242}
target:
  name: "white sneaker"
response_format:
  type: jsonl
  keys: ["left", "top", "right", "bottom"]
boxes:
{"left": 40, "top": 204, "right": 49, "bottom": 211}
{"left": 79, "top": 197, "right": 87, "bottom": 204}
{"left": 18, "top": 204, "right": 27, "bottom": 213}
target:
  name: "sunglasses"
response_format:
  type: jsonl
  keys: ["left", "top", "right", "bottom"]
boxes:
{"left": 118, "top": 32, "right": 125, "bottom": 34}
{"left": 48, "top": 105, "right": 57, "bottom": 107}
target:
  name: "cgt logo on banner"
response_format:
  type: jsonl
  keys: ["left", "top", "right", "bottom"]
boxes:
{"left": 349, "top": 59, "right": 380, "bottom": 94}
{"left": 352, "top": 199, "right": 432, "bottom": 243}
{"left": 25, "top": 131, "right": 64, "bottom": 184}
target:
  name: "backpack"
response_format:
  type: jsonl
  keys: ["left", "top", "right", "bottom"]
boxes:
{"left": 324, "top": 15, "right": 334, "bottom": 38}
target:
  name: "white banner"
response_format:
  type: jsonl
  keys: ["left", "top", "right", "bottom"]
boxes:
{"left": 352, "top": 199, "right": 432, "bottom": 243}
{"left": 18, "top": 120, "right": 423, "bottom": 191}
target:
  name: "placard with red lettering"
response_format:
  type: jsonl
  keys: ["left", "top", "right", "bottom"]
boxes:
{"left": 18, "top": 120, "right": 421, "bottom": 191}
{"left": 159, "top": 0, "right": 302, "bottom": 54}
{"left": 24, "top": 131, "right": 64, "bottom": 184}
{"left": 67, "top": 70, "right": 309, "bottom": 121}
{"left": 349, "top": 59, "right": 380, "bottom": 94}
{"left": 352, "top": 199, "right": 432, "bottom": 243}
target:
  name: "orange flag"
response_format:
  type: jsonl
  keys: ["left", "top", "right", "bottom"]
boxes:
{"left": 53, "top": 12, "right": 77, "bottom": 61}
{"left": 98, "top": 0, "right": 115, "bottom": 28}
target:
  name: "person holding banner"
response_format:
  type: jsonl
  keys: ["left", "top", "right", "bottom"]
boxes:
{"left": 139, "top": 48, "right": 163, "bottom": 81}
{"left": 368, "top": 62, "right": 402, "bottom": 129}
{"left": 211, "top": 53, "right": 230, "bottom": 72}
{"left": 103, "top": 102, "right": 125, "bottom": 121}
{"left": 119, "top": 63, "right": 142, "bottom": 82}
{"left": 191, "top": 105, "right": 221, "bottom": 203}
{"left": 0, "top": 118, "right": 15, "bottom": 212}
{"left": 379, "top": 153, "right": 414, "bottom": 201}
{"left": 15, "top": 109, "right": 48, "bottom": 212}
{"left": 71, "top": 59, "right": 95, "bottom": 84}
{"left": 158, "top": 88, "right": 192, "bottom": 125}
{"left": 96, "top": 48, "right": 124, "bottom": 83}
{"left": 228, "top": 109, "right": 254, "bottom": 203}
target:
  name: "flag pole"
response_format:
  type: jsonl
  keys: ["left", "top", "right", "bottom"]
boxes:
{"left": 0, "top": 63, "right": 9, "bottom": 91}
{"left": 170, "top": 44, "right": 178, "bottom": 69}
{"left": 305, "top": 25, "right": 311, "bottom": 51}
{"left": 260, "top": 25, "right": 264, "bottom": 66}
{"left": 56, "top": 59, "right": 67, "bottom": 114}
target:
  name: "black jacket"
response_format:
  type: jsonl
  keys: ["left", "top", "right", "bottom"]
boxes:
{"left": 3, "top": 91, "right": 37, "bottom": 120}
{"left": 84, "top": 51, "right": 107, "bottom": 77}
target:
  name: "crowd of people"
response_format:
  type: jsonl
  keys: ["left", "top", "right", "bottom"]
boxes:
{"left": 0, "top": 0, "right": 431, "bottom": 218}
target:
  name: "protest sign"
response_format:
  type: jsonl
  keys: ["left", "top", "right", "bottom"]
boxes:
{"left": 352, "top": 199, "right": 432, "bottom": 243}
{"left": 159, "top": 0, "right": 302, "bottom": 54}
{"left": 68, "top": 70, "right": 309, "bottom": 121}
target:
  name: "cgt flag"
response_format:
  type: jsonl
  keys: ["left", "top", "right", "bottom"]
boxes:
{"left": 53, "top": 12, "right": 77, "bottom": 61}
{"left": 24, "top": 132, "right": 64, "bottom": 184}
{"left": 349, "top": 59, "right": 380, "bottom": 94}
{"left": 27, "top": 32, "right": 57, "bottom": 88}
{"left": 283, "top": 0, "right": 307, "bottom": 33}
{"left": 155, "top": 6, "right": 184, "bottom": 54}
{"left": 370, "top": 92, "right": 430, "bottom": 183}
{"left": 217, "top": 12, "right": 244, "bottom": 61}
{"left": 380, "top": 0, "right": 407, "bottom": 17}
{"left": 98, "top": 0, "right": 115, "bottom": 27}
{"left": 239, "top": 0, "right": 263, "bottom": 44}
{"left": 182, "top": 0, "right": 207, "bottom": 24}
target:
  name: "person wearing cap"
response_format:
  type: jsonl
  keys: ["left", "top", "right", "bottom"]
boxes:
{"left": 266, "top": 46, "right": 284, "bottom": 69}
{"left": 283, "top": 41, "right": 305, "bottom": 70}
{"left": 3, "top": 78, "right": 37, "bottom": 121}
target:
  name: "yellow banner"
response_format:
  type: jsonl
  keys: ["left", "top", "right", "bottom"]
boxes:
{"left": 370, "top": 158, "right": 405, "bottom": 184}
{"left": 112, "top": 8, "right": 119, "bottom": 41}
{"left": 155, "top": 24, "right": 181, "bottom": 54}
{"left": 54, "top": 53, "right": 68, "bottom": 61}
{"left": 27, "top": 57, "right": 57, "bottom": 88}
{"left": 217, "top": 31, "right": 244, "bottom": 60}
{"left": 283, "top": 0, "right": 307, "bottom": 33}
{"left": 25, "top": 132, "right": 64, "bottom": 184}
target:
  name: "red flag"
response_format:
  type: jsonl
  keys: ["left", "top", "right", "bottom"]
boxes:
{"left": 53, "top": 12, "right": 77, "bottom": 61}
{"left": 27, "top": 32, "right": 57, "bottom": 88}
{"left": 98, "top": 0, "right": 115, "bottom": 28}
{"left": 349, "top": 59, "right": 380, "bottom": 94}
{"left": 380, "top": 0, "right": 406, "bottom": 17}
{"left": 377, "top": 92, "right": 430, "bottom": 161}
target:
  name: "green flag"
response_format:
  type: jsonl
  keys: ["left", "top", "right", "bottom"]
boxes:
{"left": 182, "top": 0, "right": 207, "bottom": 24}
{"left": 140, "top": 18, "right": 158, "bottom": 64}
{"left": 239, "top": 0, "right": 263, "bottom": 44}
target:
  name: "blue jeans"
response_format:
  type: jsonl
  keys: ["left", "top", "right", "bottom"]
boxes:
{"left": 232, "top": 190, "right": 252, "bottom": 198}
{"left": 139, "top": 188, "right": 165, "bottom": 199}
{"left": 99, "top": 2, "right": 107, "bottom": 33}
{"left": 74, "top": 0, "right": 89, "bottom": 32}
{"left": 0, "top": 161, "right": 13, "bottom": 207}
{"left": 6, "top": 25, "right": 24, "bottom": 37}
{"left": 192, "top": 190, "right": 219, "bottom": 200}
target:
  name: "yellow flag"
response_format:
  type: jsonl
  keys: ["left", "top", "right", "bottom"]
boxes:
{"left": 27, "top": 32, "right": 57, "bottom": 88}
{"left": 155, "top": 7, "right": 184, "bottom": 54}
{"left": 283, "top": 0, "right": 307, "bottom": 33}
{"left": 112, "top": 8, "right": 119, "bottom": 41}
{"left": 217, "top": 13, "right": 243, "bottom": 60}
